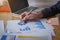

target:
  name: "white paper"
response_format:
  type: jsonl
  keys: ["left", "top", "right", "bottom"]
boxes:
{"left": 0, "top": 20, "right": 4, "bottom": 38}
{"left": 6, "top": 20, "right": 46, "bottom": 33}
{"left": 40, "top": 19, "right": 55, "bottom": 36}
{"left": 0, "top": 35, "right": 16, "bottom": 40}
{"left": 6, "top": 19, "right": 55, "bottom": 35}
{"left": 6, "top": 19, "right": 55, "bottom": 40}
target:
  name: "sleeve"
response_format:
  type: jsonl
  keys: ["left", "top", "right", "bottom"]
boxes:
{"left": 41, "top": 1, "right": 60, "bottom": 18}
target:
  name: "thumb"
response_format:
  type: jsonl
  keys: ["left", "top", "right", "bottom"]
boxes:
{"left": 22, "top": 15, "right": 29, "bottom": 21}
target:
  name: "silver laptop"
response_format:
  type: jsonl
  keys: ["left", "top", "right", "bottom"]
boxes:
{"left": 8, "top": 0, "right": 38, "bottom": 14}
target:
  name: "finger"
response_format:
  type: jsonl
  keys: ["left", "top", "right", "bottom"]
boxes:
{"left": 23, "top": 17, "right": 35, "bottom": 22}
{"left": 19, "top": 15, "right": 23, "bottom": 21}
{"left": 22, "top": 15, "right": 35, "bottom": 21}
{"left": 22, "top": 15, "right": 29, "bottom": 21}
{"left": 20, "top": 12, "right": 28, "bottom": 20}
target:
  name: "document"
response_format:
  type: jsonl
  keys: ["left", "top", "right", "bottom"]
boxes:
{"left": 6, "top": 20, "right": 46, "bottom": 33}
{"left": 6, "top": 19, "right": 54, "bottom": 33}
{"left": 0, "top": 20, "right": 4, "bottom": 38}
{"left": 5, "top": 19, "right": 55, "bottom": 40}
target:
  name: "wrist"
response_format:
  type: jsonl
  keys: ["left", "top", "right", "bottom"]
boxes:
{"left": 32, "top": 8, "right": 44, "bottom": 19}
{"left": 37, "top": 12, "right": 43, "bottom": 19}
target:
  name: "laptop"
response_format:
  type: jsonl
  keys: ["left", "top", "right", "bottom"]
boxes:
{"left": 8, "top": 0, "right": 38, "bottom": 14}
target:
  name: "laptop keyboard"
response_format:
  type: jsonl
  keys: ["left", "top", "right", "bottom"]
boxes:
{"left": 14, "top": 6, "right": 38, "bottom": 14}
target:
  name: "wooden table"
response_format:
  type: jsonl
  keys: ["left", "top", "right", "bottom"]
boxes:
{"left": 0, "top": 13, "right": 60, "bottom": 40}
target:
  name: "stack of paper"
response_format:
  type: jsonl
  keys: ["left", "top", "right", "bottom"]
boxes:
{"left": 0, "top": 20, "right": 4, "bottom": 39}
{"left": 0, "top": 35, "right": 16, "bottom": 40}
{"left": 6, "top": 19, "right": 55, "bottom": 40}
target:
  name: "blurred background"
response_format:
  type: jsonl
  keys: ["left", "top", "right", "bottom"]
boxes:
{"left": 0, "top": 0, "right": 59, "bottom": 12}
{"left": 0, "top": 0, "right": 60, "bottom": 25}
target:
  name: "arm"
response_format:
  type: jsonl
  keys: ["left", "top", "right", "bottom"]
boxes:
{"left": 41, "top": 1, "right": 60, "bottom": 18}
{"left": 20, "top": 1, "right": 60, "bottom": 21}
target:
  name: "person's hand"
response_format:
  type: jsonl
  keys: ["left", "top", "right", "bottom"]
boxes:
{"left": 20, "top": 12, "right": 28, "bottom": 21}
{"left": 20, "top": 12, "right": 43, "bottom": 21}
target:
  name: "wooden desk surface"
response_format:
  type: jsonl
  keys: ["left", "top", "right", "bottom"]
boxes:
{"left": 0, "top": 13, "right": 60, "bottom": 40}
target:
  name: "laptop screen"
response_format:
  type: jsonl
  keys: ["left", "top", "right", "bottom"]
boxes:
{"left": 8, "top": 0, "right": 29, "bottom": 13}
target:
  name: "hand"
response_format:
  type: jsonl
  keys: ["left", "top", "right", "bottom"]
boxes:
{"left": 20, "top": 12, "right": 43, "bottom": 21}
{"left": 20, "top": 12, "right": 28, "bottom": 21}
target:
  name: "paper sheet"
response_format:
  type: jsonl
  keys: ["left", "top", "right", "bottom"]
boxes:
{"left": 6, "top": 19, "right": 55, "bottom": 36}
{"left": 5, "top": 19, "right": 55, "bottom": 40}
{"left": 6, "top": 20, "right": 46, "bottom": 33}
{"left": 0, "top": 20, "right": 4, "bottom": 38}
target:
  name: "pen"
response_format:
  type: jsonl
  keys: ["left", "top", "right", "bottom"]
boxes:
{"left": 27, "top": 9, "right": 33, "bottom": 15}
{"left": 18, "top": 9, "right": 33, "bottom": 25}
